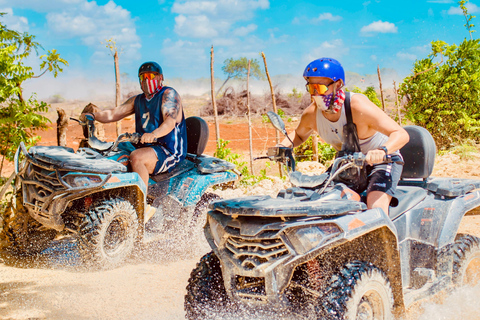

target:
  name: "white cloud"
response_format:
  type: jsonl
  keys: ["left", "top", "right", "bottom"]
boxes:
{"left": 397, "top": 52, "right": 417, "bottom": 61}
{"left": 370, "top": 55, "right": 377, "bottom": 61}
{"left": 313, "top": 12, "right": 342, "bottom": 22}
{"left": 448, "top": 3, "right": 480, "bottom": 14}
{"left": 304, "top": 39, "right": 349, "bottom": 63}
{"left": 45, "top": 1, "right": 140, "bottom": 60}
{"left": 360, "top": 20, "right": 398, "bottom": 34}
{"left": 174, "top": 14, "right": 221, "bottom": 38}
{"left": 233, "top": 24, "right": 257, "bottom": 37}
{"left": 171, "top": 0, "right": 269, "bottom": 39}
{"left": 161, "top": 38, "right": 207, "bottom": 68}
{"left": 0, "top": 8, "right": 29, "bottom": 32}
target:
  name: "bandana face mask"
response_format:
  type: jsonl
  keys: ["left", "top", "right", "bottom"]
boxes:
{"left": 307, "top": 80, "right": 345, "bottom": 114}
{"left": 140, "top": 72, "right": 162, "bottom": 95}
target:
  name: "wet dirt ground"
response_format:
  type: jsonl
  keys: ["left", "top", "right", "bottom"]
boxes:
{"left": 1, "top": 113, "right": 480, "bottom": 319}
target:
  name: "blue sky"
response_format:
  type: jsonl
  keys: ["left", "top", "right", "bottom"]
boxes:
{"left": 1, "top": 0, "right": 478, "bottom": 99}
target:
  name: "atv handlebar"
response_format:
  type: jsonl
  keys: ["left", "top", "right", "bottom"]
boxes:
{"left": 319, "top": 152, "right": 404, "bottom": 194}
{"left": 70, "top": 117, "right": 143, "bottom": 155}
{"left": 254, "top": 146, "right": 296, "bottom": 172}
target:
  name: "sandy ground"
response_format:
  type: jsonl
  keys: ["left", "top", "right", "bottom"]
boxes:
{"left": 1, "top": 101, "right": 480, "bottom": 319}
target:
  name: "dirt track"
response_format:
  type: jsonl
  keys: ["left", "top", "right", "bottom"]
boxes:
{"left": 1, "top": 113, "right": 480, "bottom": 319}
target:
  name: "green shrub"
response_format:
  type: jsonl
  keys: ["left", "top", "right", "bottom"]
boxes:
{"left": 294, "top": 136, "right": 336, "bottom": 164}
{"left": 214, "top": 139, "right": 272, "bottom": 186}
{"left": 400, "top": 39, "right": 480, "bottom": 149}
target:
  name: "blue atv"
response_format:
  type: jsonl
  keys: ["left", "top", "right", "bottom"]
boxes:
{"left": 2, "top": 115, "right": 236, "bottom": 268}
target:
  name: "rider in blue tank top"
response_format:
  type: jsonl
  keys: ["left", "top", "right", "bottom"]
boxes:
{"left": 134, "top": 86, "right": 187, "bottom": 173}
{"left": 81, "top": 61, "right": 187, "bottom": 187}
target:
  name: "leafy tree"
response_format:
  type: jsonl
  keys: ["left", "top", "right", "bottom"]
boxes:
{"left": 399, "top": 1, "right": 480, "bottom": 149}
{"left": 349, "top": 86, "right": 382, "bottom": 108}
{"left": 460, "top": 0, "right": 476, "bottom": 40}
{"left": 217, "top": 57, "right": 265, "bottom": 95}
{"left": 0, "top": 13, "right": 68, "bottom": 177}
{"left": 400, "top": 39, "right": 480, "bottom": 149}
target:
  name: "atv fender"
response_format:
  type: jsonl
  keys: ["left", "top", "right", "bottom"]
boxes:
{"left": 437, "top": 189, "right": 480, "bottom": 247}
{"left": 169, "top": 170, "right": 237, "bottom": 207}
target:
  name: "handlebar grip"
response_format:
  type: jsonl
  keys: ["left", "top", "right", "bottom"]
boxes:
{"left": 254, "top": 156, "right": 270, "bottom": 161}
{"left": 384, "top": 154, "right": 405, "bottom": 165}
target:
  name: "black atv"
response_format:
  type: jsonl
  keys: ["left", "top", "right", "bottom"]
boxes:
{"left": 184, "top": 111, "right": 480, "bottom": 319}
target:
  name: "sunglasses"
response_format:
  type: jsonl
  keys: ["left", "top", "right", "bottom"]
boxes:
{"left": 139, "top": 72, "right": 157, "bottom": 81}
{"left": 306, "top": 82, "right": 334, "bottom": 95}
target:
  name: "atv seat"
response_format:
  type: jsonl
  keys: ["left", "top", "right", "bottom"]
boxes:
{"left": 388, "top": 126, "right": 436, "bottom": 218}
{"left": 399, "top": 125, "right": 436, "bottom": 181}
{"left": 186, "top": 116, "right": 209, "bottom": 156}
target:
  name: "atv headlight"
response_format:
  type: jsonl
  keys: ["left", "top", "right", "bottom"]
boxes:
{"left": 286, "top": 224, "right": 342, "bottom": 254}
{"left": 64, "top": 175, "right": 103, "bottom": 188}
{"left": 208, "top": 216, "right": 226, "bottom": 246}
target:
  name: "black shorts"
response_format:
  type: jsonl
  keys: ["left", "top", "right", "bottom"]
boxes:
{"left": 366, "top": 160, "right": 403, "bottom": 197}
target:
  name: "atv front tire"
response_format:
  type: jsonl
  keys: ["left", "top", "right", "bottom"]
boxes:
{"left": 452, "top": 234, "right": 480, "bottom": 287}
{"left": 185, "top": 251, "right": 235, "bottom": 319}
{"left": 189, "top": 193, "right": 221, "bottom": 234}
{"left": 317, "top": 261, "right": 394, "bottom": 320}
{"left": 1, "top": 190, "right": 56, "bottom": 255}
{"left": 78, "top": 198, "right": 138, "bottom": 269}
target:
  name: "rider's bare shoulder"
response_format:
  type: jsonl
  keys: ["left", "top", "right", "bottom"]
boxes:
{"left": 350, "top": 93, "right": 384, "bottom": 122}
{"left": 299, "top": 102, "right": 317, "bottom": 124}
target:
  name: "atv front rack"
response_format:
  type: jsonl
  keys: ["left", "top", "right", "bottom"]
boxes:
{"left": 14, "top": 142, "right": 114, "bottom": 230}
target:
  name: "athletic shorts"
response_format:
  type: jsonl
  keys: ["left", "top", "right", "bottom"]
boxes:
{"left": 150, "top": 145, "right": 171, "bottom": 174}
{"left": 122, "top": 142, "right": 173, "bottom": 175}
{"left": 366, "top": 160, "right": 403, "bottom": 197}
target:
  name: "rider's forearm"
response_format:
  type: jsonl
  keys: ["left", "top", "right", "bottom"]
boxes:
{"left": 151, "top": 117, "right": 176, "bottom": 139}
{"left": 279, "top": 131, "right": 305, "bottom": 148}
{"left": 89, "top": 96, "right": 135, "bottom": 123}
{"left": 92, "top": 109, "right": 123, "bottom": 123}
{"left": 383, "top": 130, "right": 410, "bottom": 154}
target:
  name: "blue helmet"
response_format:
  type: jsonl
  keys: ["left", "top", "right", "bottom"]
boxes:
{"left": 303, "top": 58, "right": 345, "bottom": 84}
{"left": 138, "top": 61, "right": 163, "bottom": 75}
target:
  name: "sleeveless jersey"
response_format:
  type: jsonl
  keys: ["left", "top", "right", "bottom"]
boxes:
{"left": 134, "top": 87, "right": 187, "bottom": 170}
{"left": 315, "top": 92, "right": 400, "bottom": 155}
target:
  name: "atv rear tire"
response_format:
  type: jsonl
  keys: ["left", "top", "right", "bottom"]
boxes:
{"left": 1, "top": 190, "right": 56, "bottom": 255}
{"left": 185, "top": 251, "right": 235, "bottom": 319}
{"left": 78, "top": 198, "right": 138, "bottom": 269}
{"left": 452, "top": 234, "right": 480, "bottom": 287}
{"left": 317, "top": 261, "right": 394, "bottom": 320}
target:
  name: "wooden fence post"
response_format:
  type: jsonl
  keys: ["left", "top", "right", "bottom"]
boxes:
{"left": 377, "top": 65, "right": 386, "bottom": 111}
{"left": 114, "top": 50, "right": 122, "bottom": 136}
{"left": 247, "top": 60, "right": 254, "bottom": 175}
{"left": 211, "top": 45, "right": 220, "bottom": 148}
{"left": 57, "top": 108, "right": 68, "bottom": 147}
{"left": 393, "top": 80, "right": 401, "bottom": 125}
{"left": 261, "top": 52, "right": 282, "bottom": 177}
{"left": 313, "top": 135, "right": 319, "bottom": 162}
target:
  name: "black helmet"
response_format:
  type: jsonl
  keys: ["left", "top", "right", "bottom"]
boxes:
{"left": 138, "top": 61, "right": 163, "bottom": 75}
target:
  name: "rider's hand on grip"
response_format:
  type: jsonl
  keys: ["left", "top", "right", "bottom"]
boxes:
{"left": 140, "top": 132, "right": 158, "bottom": 144}
{"left": 365, "top": 149, "right": 387, "bottom": 165}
